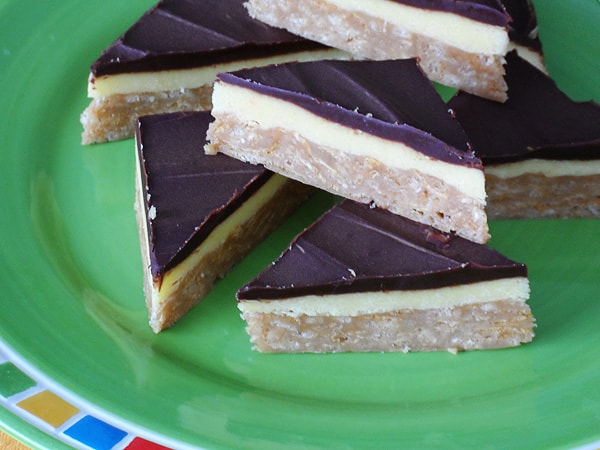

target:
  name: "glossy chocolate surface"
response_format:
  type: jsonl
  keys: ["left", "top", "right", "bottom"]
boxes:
{"left": 392, "top": 0, "right": 510, "bottom": 26}
{"left": 238, "top": 200, "right": 526, "bottom": 300}
{"left": 448, "top": 52, "right": 600, "bottom": 163}
{"left": 220, "top": 59, "right": 483, "bottom": 169}
{"left": 136, "top": 111, "right": 272, "bottom": 281}
{"left": 503, "top": 0, "right": 542, "bottom": 51}
{"left": 91, "top": 0, "right": 325, "bottom": 77}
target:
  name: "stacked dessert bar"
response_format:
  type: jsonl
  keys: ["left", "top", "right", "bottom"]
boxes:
{"left": 81, "top": 0, "right": 599, "bottom": 352}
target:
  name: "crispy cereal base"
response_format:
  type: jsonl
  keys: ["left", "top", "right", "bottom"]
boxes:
{"left": 207, "top": 114, "right": 490, "bottom": 243}
{"left": 486, "top": 172, "right": 600, "bottom": 219}
{"left": 241, "top": 299, "right": 535, "bottom": 353}
{"left": 245, "top": 0, "right": 508, "bottom": 101}
{"left": 81, "top": 85, "right": 213, "bottom": 144}
{"left": 135, "top": 175, "right": 314, "bottom": 333}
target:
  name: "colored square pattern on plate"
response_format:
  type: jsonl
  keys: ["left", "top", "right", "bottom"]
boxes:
{"left": 0, "top": 346, "right": 173, "bottom": 449}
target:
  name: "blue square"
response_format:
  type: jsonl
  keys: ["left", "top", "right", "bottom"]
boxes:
{"left": 64, "top": 415, "right": 127, "bottom": 449}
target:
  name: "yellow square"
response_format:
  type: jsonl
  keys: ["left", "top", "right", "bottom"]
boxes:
{"left": 18, "top": 390, "right": 79, "bottom": 427}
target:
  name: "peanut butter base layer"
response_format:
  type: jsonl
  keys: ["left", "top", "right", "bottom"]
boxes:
{"left": 207, "top": 114, "right": 490, "bottom": 243}
{"left": 486, "top": 172, "right": 600, "bottom": 219}
{"left": 81, "top": 85, "right": 213, "bottom": 145}
{"left": 135, "top": 173, "right": 314, "bottom": 333}
{"left": 241, "top": 299, "right": 535, "bottom": 353}
{"left": 245, "top": 0, "right": 508, "bottom": 101}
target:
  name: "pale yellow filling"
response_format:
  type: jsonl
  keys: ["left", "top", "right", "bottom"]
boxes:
{"left": 136, "top": 161, "right": 289, "bottom": 305}
{"left": 88, "top": 49, "right": 350, "bottom": 97}
{"left": 238, "top": 277, "right": 530, "bottom": 316}
{"left": 325, "top": 0, "right": 508, "bottom": 55}
{"left": 508, "top": 43, "right": 546, "bottom": 73}
{"left": 210, "top": 80, "right": 486, "bottom": 202}
{"left": 486, "top": 159, "right": 600, "bottom": 179}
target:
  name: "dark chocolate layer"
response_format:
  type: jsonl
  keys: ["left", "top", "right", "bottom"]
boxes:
{"left": 392, "top": 0, "right": 510, "bottom": 26}
{"left": 238, "top": 200, "right": 526, "bottom": 300}
{"left": 136, "top": 111, "right": 272, "bottom": 281}
{"left": 219, "top": 59, "right": 482, "bottom": 169}
{"left": 448, "top": 52, "right": 600, "bottom": 164}
{"left": 503, "top": 0, "right": 542, "bottom": 51}
{"left": 91, "top": 0, "right": 326, "bottom": 77}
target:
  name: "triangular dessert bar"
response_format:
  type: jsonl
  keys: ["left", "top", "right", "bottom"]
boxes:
{"left": 238, "top": 200, "right": 535, "bottom": 353}
{"left": 81, "top": 0, "right": 347, "bottom": 144}
{"left": 135, "top": 111, "right": 313, "bottom": 332}
{"left": 245, "top": 0, "right": 512, "bottom": 101}
{"left": 206, "top": 58, "right": 490, "bottom": 243}
{"left": 449, "top": 52, "right": 600, "bottom": 218}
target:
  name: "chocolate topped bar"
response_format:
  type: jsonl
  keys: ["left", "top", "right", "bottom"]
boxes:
{"left": 137, "top": 111, "right": 272, "bottom": 281}
{"left": 448, "top": 52, "right": 600, "bottom": 164}
{"left": 237, "top": 199, "right": 533, "bottom": 353}
{"left": 238, "top": 200, "right": 526, "bottom": 300}
{"left": 91, "top": 0, "right": 326, "bottom": 77}
{"left": 449, "top": 52, "right": 600, "bottom": 219}
{"left": 245, "top": 0, "right": 512, "bottom": 101}
{"left": 207, "top": 58, "right": 490, "bottom": 243}
{"left": 219, "top": 59, "right": 478, "bottom": 164}
{"left": 135, "top": 110, "right": 314, "bottom": 332}
{"left": 82, "top": 0, "right": 348, "bottom": 144}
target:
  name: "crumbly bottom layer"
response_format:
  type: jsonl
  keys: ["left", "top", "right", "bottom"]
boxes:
{"left": 241, "top": 299, "right": 535, "bottom": 353}
{"left": 81, "top": 85, "right": 213, "bottom": 144}
{"left": 486, "top": 172, "right": 600, "bottom": 219}
{"left": 207, "top": 115, "right": 490, "bottom": 243}
{"left": 135, "top": 177, "right": 314, "bottom": 333}
{"left": 246, "top": 0, "right": 507, "bottom": 101}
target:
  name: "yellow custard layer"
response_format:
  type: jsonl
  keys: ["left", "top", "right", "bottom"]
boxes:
{"left": 136, "top": 152, "right": 288, "bottom": 304}
{"left": 325, "top": 0, "right": 508, "bottom": 55}
{"left": 486, "top": 159, "right": 600, "bottom": 178}
{"left": 238, "top": 278, "right": 530, "bottom": 317}
{"left": 89, "top": 48, "right": 349, "bottom": 97}
{"left": 209, "top": 80, "right": 487, "bottom": 202}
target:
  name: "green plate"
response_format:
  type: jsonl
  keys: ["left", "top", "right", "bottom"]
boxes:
{"left": 1, "top": 0, "right": 599, "bottom": 448}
